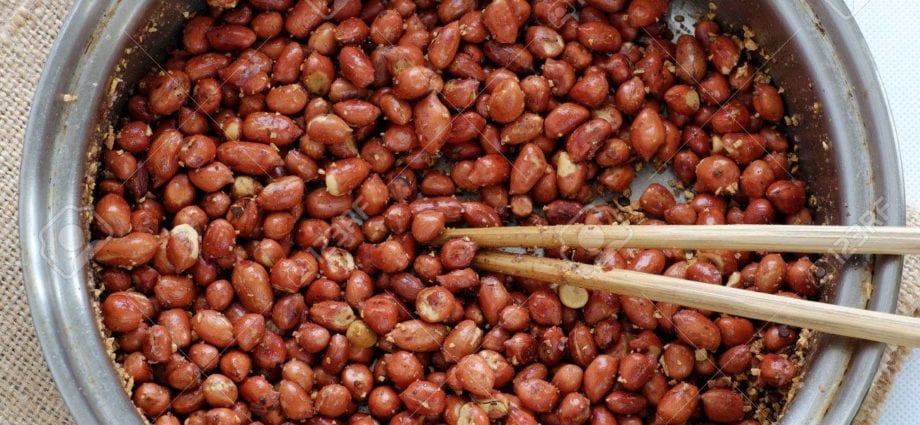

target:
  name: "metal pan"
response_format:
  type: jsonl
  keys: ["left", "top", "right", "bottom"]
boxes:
{"left": 19, "top": 0, "right": 904, "bottom": 423}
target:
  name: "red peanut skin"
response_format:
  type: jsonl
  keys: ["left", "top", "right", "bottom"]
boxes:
{"left": 217, "top": 141, "right": 284, "bottom": 175}
{"left": 231, "top": 261, "right": 274, "bottom": 314}
{"left": 94, "top": 232, "right": 159, "bottom": 268}
{"left": 415, "top": 92, "right": 452, "bottom": 154}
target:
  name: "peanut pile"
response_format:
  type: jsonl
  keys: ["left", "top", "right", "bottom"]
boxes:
{"left": 92, "top": 0, "right": 817, "bottom": 424}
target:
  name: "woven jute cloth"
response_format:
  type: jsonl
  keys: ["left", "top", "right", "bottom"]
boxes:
{"left": 0, "top": 1, "right": 916, "bottom": 424}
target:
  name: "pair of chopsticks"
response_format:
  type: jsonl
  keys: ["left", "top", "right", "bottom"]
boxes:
{"left": 434, "top": 225, "right": 920, "bottom": 347}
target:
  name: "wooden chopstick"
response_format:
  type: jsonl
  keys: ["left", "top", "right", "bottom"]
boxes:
{"left": 473, "top": 251, "right": 920, "bottom": 347}
{"left": 436, "top": 224, "right": 920, "bottom": 255}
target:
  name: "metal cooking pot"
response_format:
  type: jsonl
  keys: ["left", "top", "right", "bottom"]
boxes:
{"left": 19, "top": 0, "right": 904, "bottom": 424}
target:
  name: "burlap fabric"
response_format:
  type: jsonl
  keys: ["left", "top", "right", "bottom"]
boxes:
{"left": 0, "top": 1, "right": 915, "bottom": 423}
{"left": 0, "top": 1, "right": 76, "bottom": 424}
